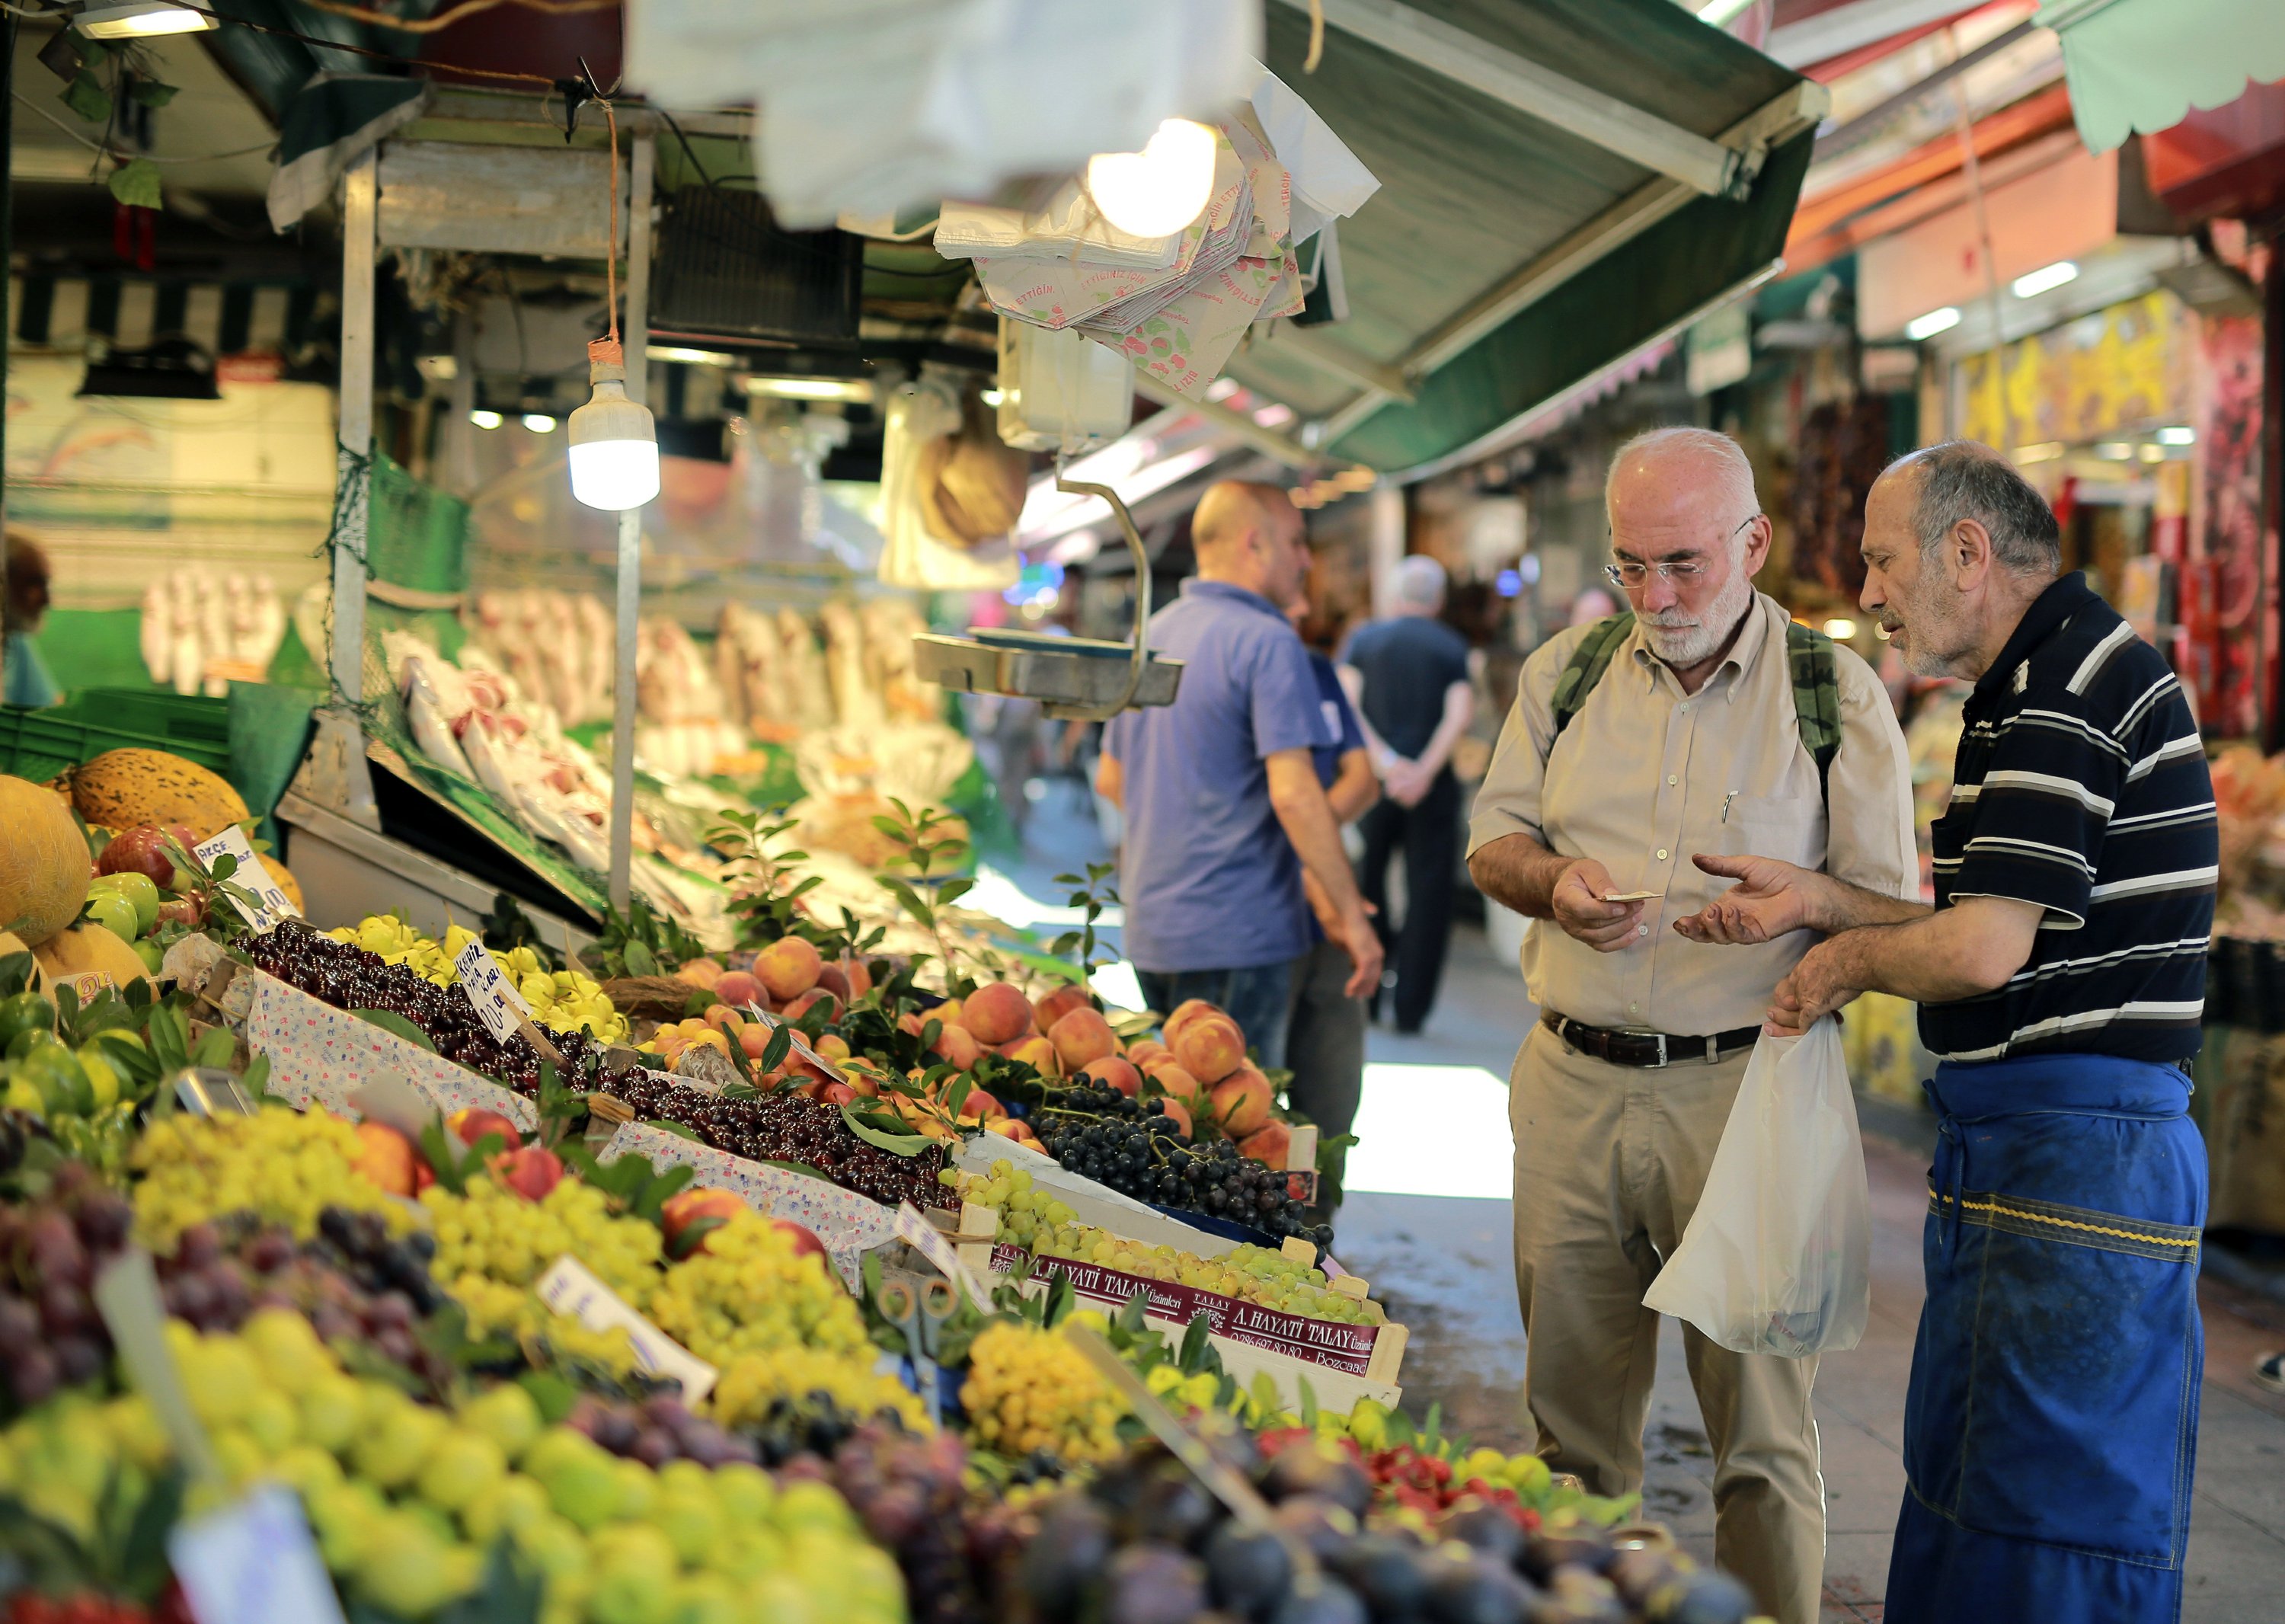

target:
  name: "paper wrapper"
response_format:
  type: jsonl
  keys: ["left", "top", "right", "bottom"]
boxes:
{"left": 244, "top": 970, "right": 538, "bottom": 1131}
{"left": 594, "top": 1121, "right": 901, "bottom": 1291}
{"left": 1088, "top": 248, "right": 1294, "bottom": 400}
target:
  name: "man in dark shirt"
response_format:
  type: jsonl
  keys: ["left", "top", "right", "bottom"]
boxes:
{"left": 1340, "top": 555, "right": 1474, "bottom": 1032}
{"left": 1676, "top": 442, "right": 2215, "bottom": 1624}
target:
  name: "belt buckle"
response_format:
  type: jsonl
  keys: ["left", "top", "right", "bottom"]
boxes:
{"left": 1619, "top": 1028, "right": 1668, "bottom": 1069}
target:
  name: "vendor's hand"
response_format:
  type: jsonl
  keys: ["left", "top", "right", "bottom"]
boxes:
{"left": 1331, "top": 904, "right": 1386, "bottom": 1000}
{"left": 1382, "top": 756, "right": 1430, "bottom": 807}
{"left": 1673, "top": 853, "right": 1820, "bottom": 945}
{"left": 1549, "top": 858, "right": 1642, "bottom": 954}
{"left": 1766, "top": 939, "right": 1858, "bottom": 1034}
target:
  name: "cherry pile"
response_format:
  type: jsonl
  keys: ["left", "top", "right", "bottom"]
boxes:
{"left": 1037, "top": 1086, "right": 1327, "bottom": 1248}
{"left": 246, "top": 921, "right": 604, "bottom": 1093}
{"left": 0, "top": 1165, "right": 134, "bottom": 1408}
{"left": 607, "top": 1070, "right": 954, "bottom": 1210}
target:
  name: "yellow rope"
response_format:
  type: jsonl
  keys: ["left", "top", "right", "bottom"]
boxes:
{"left": 1927, "top": 1188, "right": 2198, "bottom": 1252}
{"left": 1305, "top": 0, "right": 1325, "bottom": 72}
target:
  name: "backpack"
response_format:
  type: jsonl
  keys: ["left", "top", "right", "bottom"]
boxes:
{"left": 1548, "top": 612, "right": 1843, "bottom": 801}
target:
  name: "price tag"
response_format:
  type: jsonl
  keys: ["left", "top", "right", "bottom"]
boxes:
{"left": 58, "top": 970, "right": 115, "bottom": 1003}
{"left": 454, "top": 934, "right": 536, "bottom": 1047}
{"left": 536, "top": 1255, "right": 717, "bottom": 1403}
{"left": 894, "top": 1200, "right": 994, "bottom": 1313}
{"left": 168, "top": 1485, "right": 347, "bottom": 1624}
{"left": 191, "top": 826, "right": 299, "bottom": 930}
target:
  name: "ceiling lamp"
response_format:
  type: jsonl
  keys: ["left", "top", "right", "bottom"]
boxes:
{"left": 569, "top": 337, "right": 657, "bottom": 510}
{"left": 1085, "top": 119, "right": 1217, "bottom": 238}
{"left": 74, "top": 1, "right": 216, "bottom": 38}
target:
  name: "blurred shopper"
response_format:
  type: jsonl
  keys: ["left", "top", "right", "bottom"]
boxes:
{"left": 1341, "top": 555, "right": 1473, "bottom": 1031}
{"left": 2, "top": 535, "right": 59, "bottom": 709}
{"left": 1284, "top": 588, "right": 1379, "bottom": 1223}
{"left": 1467, "top": 428, "right": 1915, "bottom": 1624}
{"left": 1096, "top": 483, "right": 1382, "bottom": 1066}
{"left": 1677, "top": 443, "right": 2216, "bottom": 1624}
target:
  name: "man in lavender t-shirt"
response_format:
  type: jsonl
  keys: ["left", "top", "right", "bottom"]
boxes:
{"left": 1097, "top": 482, "right": 1382, "bottom": 1069}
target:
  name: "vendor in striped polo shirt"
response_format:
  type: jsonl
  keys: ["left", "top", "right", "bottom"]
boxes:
{"left": 1676, "top": 441, "right": 2215, "bottom": 1624}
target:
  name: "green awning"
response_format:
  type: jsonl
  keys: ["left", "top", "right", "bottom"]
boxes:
{"left": 2037, "top": 0, "right": 2285, "bottom": 155}
{"left": 1224, "top": 0, "right": 1826, "bottom": 475}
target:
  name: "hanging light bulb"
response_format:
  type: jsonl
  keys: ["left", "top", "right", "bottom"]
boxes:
{"left": 568, "top": 337, "right": 658, "bottom": 511}
{"left": 1085, "top": 119, "right": 1218, "bottom": 238}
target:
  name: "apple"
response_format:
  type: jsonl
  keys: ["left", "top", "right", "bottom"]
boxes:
{"left": 1033, "top": 983, "right": 1094, "bottom": 1034}
{"left": 1049, "top": 1008, "right": 1119, "bottom": 1072}
{"left": 351, "top": 1121, "right": 418, "bottom": 1197}
{"left": 1210, "top": 1066, "right": 1273, "bottom": 1138}
{"left": 91, "top": 871, "right": 161, "bottom": 934}
{"left": 97, "top": 823, "right": 197, "bottom": 889}
{"left": 660, "top": 1187, "right": 746, "bottom": 1255}
{"left": 1080, "top": 1056, "right": 1142, "bottom": 1098}
{"left": 963, "top": 982, "right": 1034, "bottom": 1046}
{"left": 1239, "top": 1120, "right": 1293, "bottom": 1169}
{"left": 447, "top": 1108, "right": 522, "bottom": 1149}
{"left": 755, "top": 937, "right": 822, "bottom": 1002}
{"left": 81, "top": 888, "right": 140, "bottom": 945}
{"left": 155, "top": 898, "right": 200, "bottom": 927}
{"left": 772, "top": 1219, "right": 826, "bottom": 1261}
{"left": 492, "top": 1145, "right": 565, "bottom": 1202}
{"left": 713, "top": 970, "right": 764, "bottom": 1011}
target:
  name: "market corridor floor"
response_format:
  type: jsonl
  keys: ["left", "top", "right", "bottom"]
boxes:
{"left": 1333, "top": 922, "right": 2285, "bottom": 1624}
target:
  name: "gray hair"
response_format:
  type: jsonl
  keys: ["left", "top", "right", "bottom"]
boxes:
{"left": 1606, "top": 427, "right": 1759, "bottom": 535}
{"left": 1897, "top": 441, "right": 2060, "bottom": 574}
{"left": 1392, "top": 554, "right": 1447, "bottom": 611}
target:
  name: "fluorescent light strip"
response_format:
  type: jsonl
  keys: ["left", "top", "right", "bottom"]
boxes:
{"left": 1904, "top": 305, "right": 1961, "bottom": 340}
{"left": 2010, "top": 261, "right": 2079, "bottom": 299}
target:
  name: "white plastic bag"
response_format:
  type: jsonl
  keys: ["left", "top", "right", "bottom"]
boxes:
{"left": 1643, "top": 1020, "right": 1871, "bottom": 1357}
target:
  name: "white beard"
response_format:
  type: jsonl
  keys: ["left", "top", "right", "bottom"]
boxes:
{"left": 1639, "top": 567, "right": 1755, "bottom": 669}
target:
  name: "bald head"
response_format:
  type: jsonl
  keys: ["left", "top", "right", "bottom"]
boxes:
{"left": 1605, "top": 427, "right": 1759, "bottom": 526}
{"left": 1601, "top": 428, "right": 1769, "bottom": 673}
{"left": 1192, "top": 481, "right": 1308, "bottom": 606}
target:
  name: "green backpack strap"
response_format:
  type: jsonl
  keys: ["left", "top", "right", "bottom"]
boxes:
{"left": 1548, "top": 612, "right": 1636, "bottom": 743}
{"left": 1785, "top": 620, "right": 1842, "bottom": 803}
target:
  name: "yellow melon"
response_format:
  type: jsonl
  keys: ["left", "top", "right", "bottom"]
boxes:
{"left": 0, "top": 775, "right": 90, "bottom": 945}
{"left": 0, "top": 929, "right": 46, "bottom": 991}
{"left": 33, "top": 925, "right": 151, "bottom": 994}
{"left": 67, "top": 749, "right": 249, "bottom": 841}
{"left": 260, "top": 856, "right": 304, "bottom": 915}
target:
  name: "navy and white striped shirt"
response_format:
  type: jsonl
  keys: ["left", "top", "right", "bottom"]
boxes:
{"left": 1922, "top": 573, "right": 2216, "bottom": 1064}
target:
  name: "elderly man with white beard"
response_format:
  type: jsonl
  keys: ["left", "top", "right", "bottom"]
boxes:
{"left": 1465, "top": 428, "right": 1916, "bottom": 1623}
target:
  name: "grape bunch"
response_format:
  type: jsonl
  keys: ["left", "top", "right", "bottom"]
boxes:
{"left": 0, "top": 1164, "right": 134, "bottom": 1408}
{"left": 606, "top": 1068, "right": 954, "bottom": 1209}
{"left": 829, "top": 1418, "right": 982, "bottom": 1624}
{"left": 960, "top": 1321, "right": 1125, "bottom": 1467}
{"left": 245, "top": 921, "right": 606, "bottom": 1095}
{"left": 130, "top": 1108, "right": 411, "bottom": 1251}
{"left": 1034, "top": 1086, "right": 1328, "bottom": 1248}
{"left": 421, "top": 1173, "right": 661, "bottom": 1301}
{"left": 566, "top": 1390, "right": 761, "bottom": 1469}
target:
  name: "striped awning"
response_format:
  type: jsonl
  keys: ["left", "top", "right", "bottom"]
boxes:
{"left": 11, "top": 274, "right": 320, "bottom": 358}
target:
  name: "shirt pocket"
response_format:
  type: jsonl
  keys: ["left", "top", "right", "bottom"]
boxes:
{"left": 1718, "top": 793, "right": 1821, "bottom": 868}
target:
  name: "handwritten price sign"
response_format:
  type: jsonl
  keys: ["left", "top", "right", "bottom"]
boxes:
{"left": 190, "top": 826, "right": 300, "bottom": 932}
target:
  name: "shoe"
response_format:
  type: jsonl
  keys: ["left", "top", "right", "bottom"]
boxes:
{"left": 2257, "top": 1351, "right": 2285, "bottom": 1395}
{"left": 1394, "top": 1019, "right": 1423, "bottom": 1036}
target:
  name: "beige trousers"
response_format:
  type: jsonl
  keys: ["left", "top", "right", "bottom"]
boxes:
{"left": 1510, "top": 1021, "right": 1826, "bottom": 1624}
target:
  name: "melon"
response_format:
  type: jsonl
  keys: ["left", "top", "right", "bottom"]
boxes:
{"left": 0, "top": 775, "right": 90, "bottom": 945}
{"left": 33, "top": 925, "right": 152, "bottom": 994}
{"left": 0, "top": 929, "right": 46, "bottom": 991}
{"left": 261, "top": 857, "right": 304, "bottom": 915}
{"left": 68, "top": 750, "right": 248, "bottom": 841}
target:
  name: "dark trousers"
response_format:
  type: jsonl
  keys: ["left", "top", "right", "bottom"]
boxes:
{"left": 1136, "top": 957, "right": 1300, "bottom": 1073}
{"left": 1283, "top": 935, "right": 1364, "bottom": 1217}
{"left": 1357, "top": 769, "right": 1460, "bottom": 1031}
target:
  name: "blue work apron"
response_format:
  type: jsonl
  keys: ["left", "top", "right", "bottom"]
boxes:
{"left": 1885, "top": 1053, "right": 2207, "bottom": 1624}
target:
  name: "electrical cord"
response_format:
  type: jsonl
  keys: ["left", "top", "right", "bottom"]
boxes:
{"left": 14, "top": 90, "right": 276, "bottom": 163}
{"left": 297, "top": 0, "right": 618, "bottom": 34}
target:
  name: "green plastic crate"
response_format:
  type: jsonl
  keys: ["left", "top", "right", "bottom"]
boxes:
{"left": 0, "top": 689, "right": 233, "bottom": 784}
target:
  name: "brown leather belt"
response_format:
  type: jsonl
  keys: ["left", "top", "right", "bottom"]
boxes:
{"left": 1541, "top": 1011, "right": 1760, "bottom": 1069}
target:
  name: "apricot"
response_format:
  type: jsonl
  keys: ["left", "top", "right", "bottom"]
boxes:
{"left": 964, "top": 982, "right": 1035, "bottom": 1046}
{"left": 1173, "top": 1016, "right": 1246, "bottom": 1085}
{"left": 1210, "top": 1064, "right": 1272, "bottom": 1137}
{"left": 1081, "top": 1055, "right": 1142, "bottom": 1098}
{"left": 755, "top": 936, "right": 822, "bottom": 1001}
{"left": 1050, "top": 1007, "right": 1120, "bottom": 1072}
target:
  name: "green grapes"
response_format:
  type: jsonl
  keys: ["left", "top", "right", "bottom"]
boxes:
{"left": 421, "top": 1174, "right": 661, "bottom": 1306}
{"left": 960, "top": 1322, "right": 1123, "bottom": 1465}
{"left": 131, "top": 1108, "right": 411, "bottom": 1248}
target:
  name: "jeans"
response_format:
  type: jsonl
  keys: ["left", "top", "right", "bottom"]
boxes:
{"left": 1357, "top": 769, "right": 1460, "bottom": 1031}
{"left": 1136, "top": 957, "right": 1302, "bottom": 1073}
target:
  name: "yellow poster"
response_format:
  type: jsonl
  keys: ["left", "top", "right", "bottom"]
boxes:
{"left": 1958, "top": 291, "right": 2192, "bottom": 449}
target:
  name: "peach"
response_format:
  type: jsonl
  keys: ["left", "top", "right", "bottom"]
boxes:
{"left": 352, "top": 1121, "right": 417, "bottom": 1197}
{"left": 755, "top": 936, "right": 822, "bottom": 1001}
{"left": 1125, "top": 1039, "right": 1170, "bottom": 1069}
{"left": 815, "top": 1034, "right": 852, "bottom": 1062}
{"left": 1173, "top": 1016, "right": 1246, "bottom": 1085}
{"left": 936, "top": 1024, "right": 983, "bottom": 1069}
{"left": 783, "top": 988, "right": 842, "bottom": 1025}
{"left": 1005, "top": 1035, "right": 1062, "bottom": 1077}
{"left": 446, "top": 1107, "right": 521, "bottom": 1150}
{"left": 676, "top": 957, "right": 724, "bottom": 989}
{"left": 956, "top": 1088, "right": 1002, "bottom": 1122}
{"left": 660, "top": 1187, "right": 746, "bottom": 1255}
{"left": 1158, "top": 1097, "right": 1194, "bottom": 1138}
{"left": 986, "top": 1118, "right": 1040, "bottom": 1148}
{"left": 1050, "top": 1007, "right": 1120, "bottom": 1071}
{"left": 819, "top": 1081, "right": 858, "bottom": 1107}
{"left": 1034, "top": 983, "right": 1094, "bottom": 1033}
{"left": 1081, "top": 1055, "right": 1142, "bottom": 1098}
{"left": 1146, "top": 1062, "right": 1203, "bottom": 1111}
{"left": 702, "top": 1002, "right": 743, "bottom": 1033}
{"left": 964, "top": 982, "right": 1035, "bottom": 1046}
{"left": 494, "top": 1145, "right": 566, "bottom": 1202}
{"left": 814, "top": 962, "right": 851, "bottom": 1002}
{"left": 1163, "top": 999, "right": 1226, "bottom": 1044}
{"left": 773, "top": 1218, "right": 827, "bottom": 1261}
{"left": 737, "top": 1025, "right": 774, "bottom": 1061}
{"left": 713, "top": 970, "right": 765, "bottom": 1010}
{"left": 841, "top": 957, "right": 874, "bottom": 1000}
{"left": 1239, "top": 1120, "right": 1293, "bottom": 1169}
{"left": 1210, "top": 1066, "right": 1273, "bottom": 1138}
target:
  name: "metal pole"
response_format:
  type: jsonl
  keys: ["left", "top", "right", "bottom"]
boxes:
{"left": 446, "top": 308, "right": 476, "bottom": 497}
{"left": 607, "top": 133, "right": 654, "bottom": 911}
{"left": 335, "top": 149, "right": 377, "bottom": 704}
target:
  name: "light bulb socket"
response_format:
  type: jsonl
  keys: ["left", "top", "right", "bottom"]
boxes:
{"left": 586, "top": 334, "right": 627, "bottom": 385}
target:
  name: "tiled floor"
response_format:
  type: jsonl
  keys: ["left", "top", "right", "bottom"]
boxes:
{"left": 1333, "top": 923, "right": 2285, "bottom": 1622}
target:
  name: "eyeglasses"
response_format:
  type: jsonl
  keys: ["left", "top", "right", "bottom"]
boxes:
{"left": 1605, "top": 513, "right": 1761, "bottom": 590}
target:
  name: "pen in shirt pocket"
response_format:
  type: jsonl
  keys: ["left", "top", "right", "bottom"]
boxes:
{"left": 1721, "top": 789, "right": 1738, "bottom": 823}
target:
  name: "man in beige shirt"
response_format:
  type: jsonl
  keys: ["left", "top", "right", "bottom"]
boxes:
{"left": 1467, "top": 427, "right": 1915, "bottom": 1624}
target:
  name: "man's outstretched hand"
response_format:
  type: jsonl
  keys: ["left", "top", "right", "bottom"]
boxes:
{"left": 1672, "top": 853, "right": 1820, "bottom": 945}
